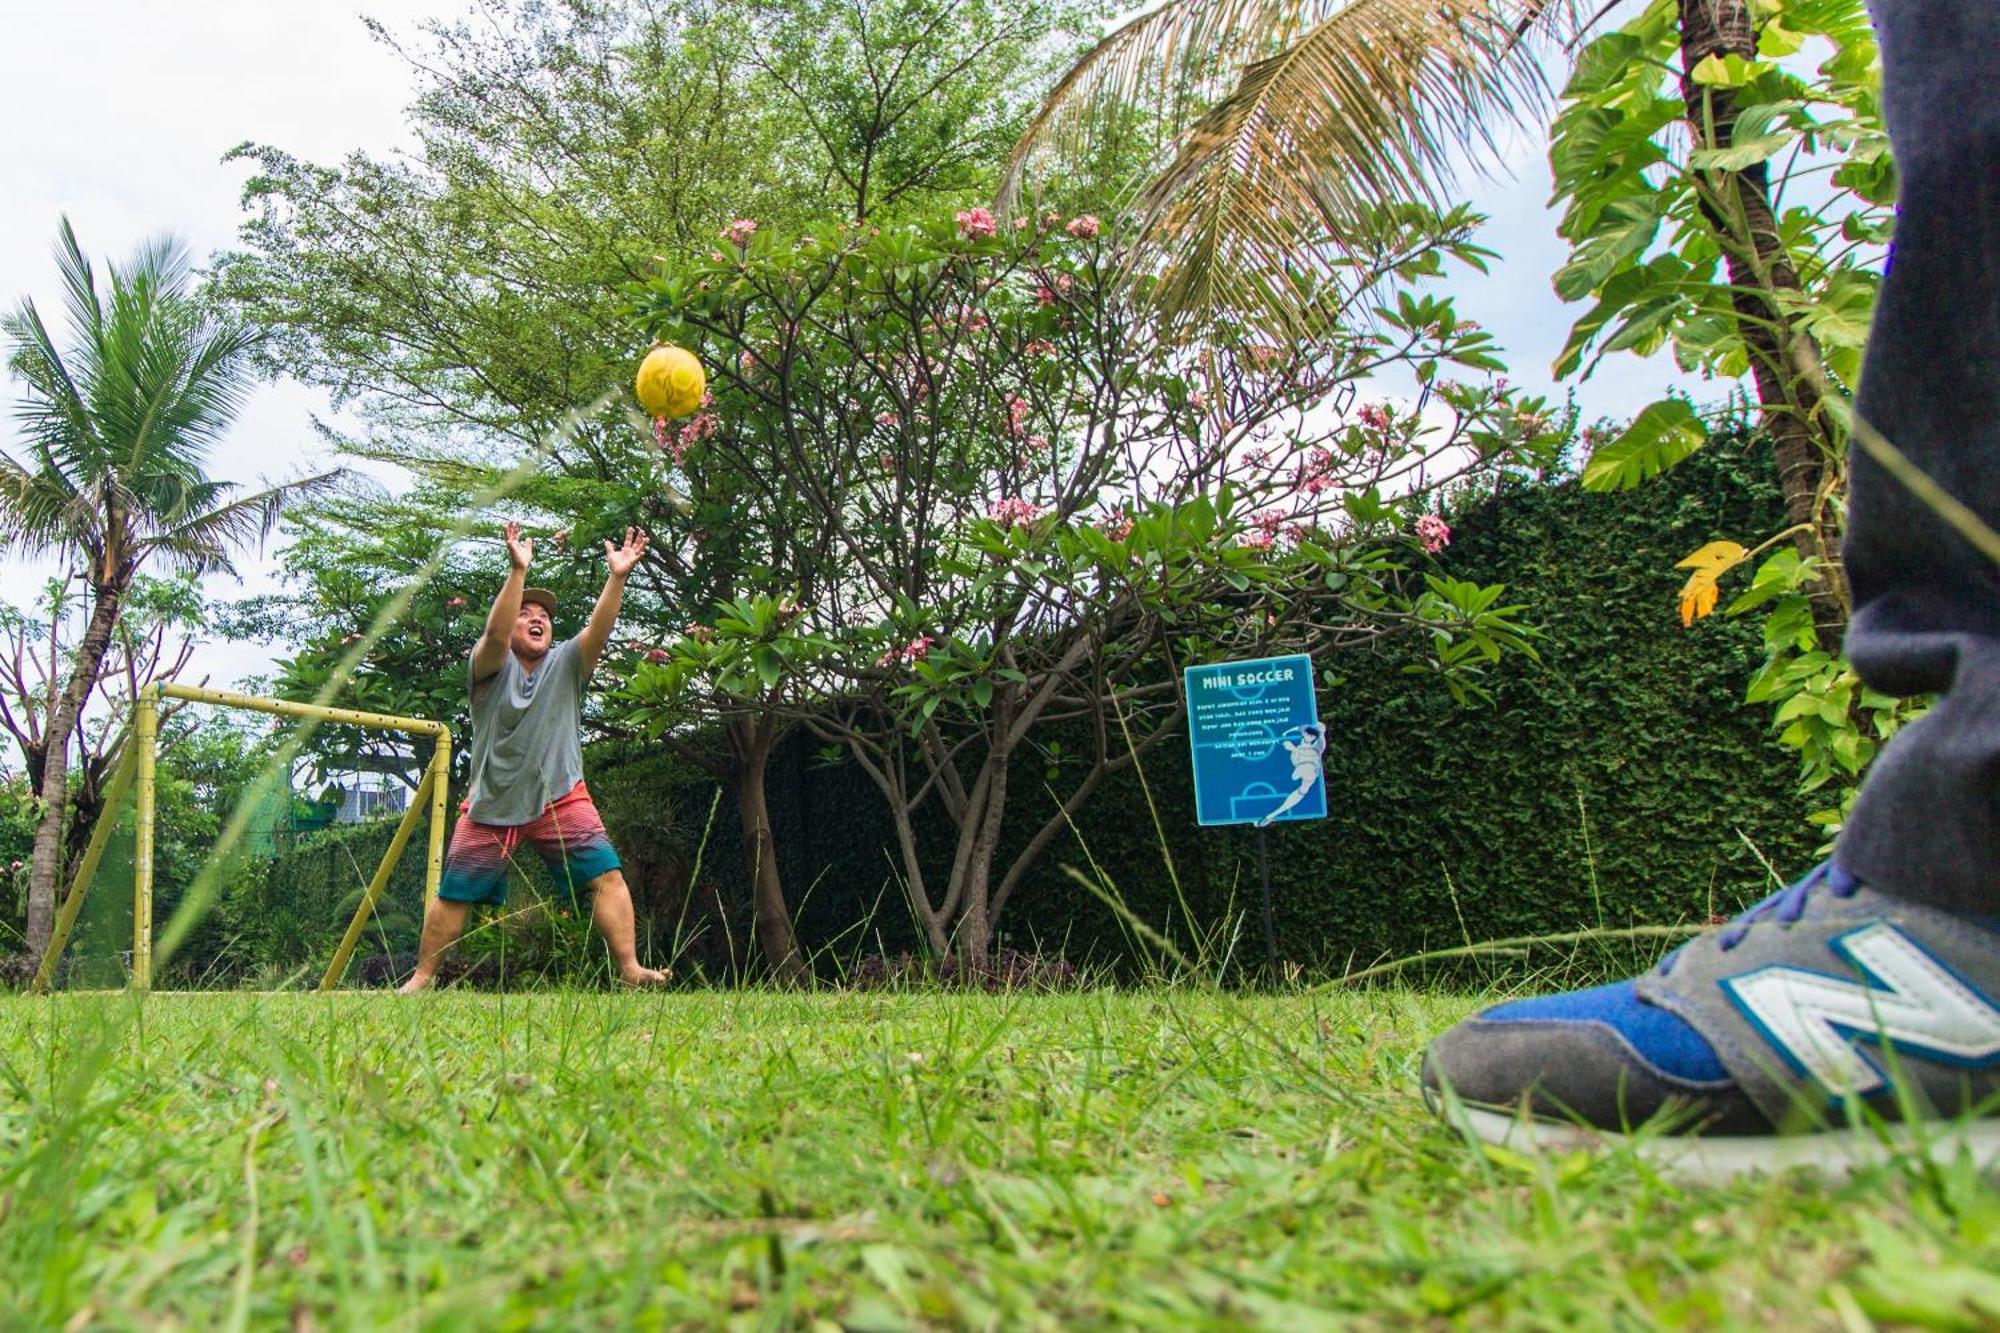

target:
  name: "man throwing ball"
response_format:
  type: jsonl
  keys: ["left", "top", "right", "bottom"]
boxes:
{"left": 400, "top": 521, "right": 669, "bottom": 991}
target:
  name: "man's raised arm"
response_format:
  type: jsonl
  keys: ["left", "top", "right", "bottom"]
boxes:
{"left": 472, "top": 521, "right": 533, "bottom": 684}
{"left": 577, "top": 527, "right": 648, "bottom": 677}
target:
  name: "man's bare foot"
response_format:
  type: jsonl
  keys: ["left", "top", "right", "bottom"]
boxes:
{"left": 619, "top": 964, "right": 671, "bottom": 987}
{"left": 397, "top": 973, "right": 436, "bottom": 995}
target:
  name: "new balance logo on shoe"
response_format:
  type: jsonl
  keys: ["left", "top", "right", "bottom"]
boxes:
{"left": 1722, "top": 924, "right": 2000, "bottom": 1095}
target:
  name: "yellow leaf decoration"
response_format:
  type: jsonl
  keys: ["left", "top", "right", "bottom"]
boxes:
{"left": 1674, "top": 540, "right": 1750, "bottom": 627}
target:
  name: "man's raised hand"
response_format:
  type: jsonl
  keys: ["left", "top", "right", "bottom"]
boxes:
{"left": 504, "top": 521, "right": 534, "bottom": 571}
{"left": 606, "top": 527, "right": 648, "bottom": 578}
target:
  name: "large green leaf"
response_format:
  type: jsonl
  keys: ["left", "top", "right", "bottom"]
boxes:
{"left": 1580, "top": 399, "right": 1707, "bottom": 492}
{"left": 1688, "top": 130, "right": 1796, "bottom": 172}
{"left": 1551, "top": 195, "right": 1663, "bottom": 302}
{"left": 754, "top": 645, "right": 783, "bottom": 689}
{"left": 1563, "top": 32, "right": 1646, "bottom": 99}
{"left": 1553, "top": 255, "right": 1688, "bottom": 379}
{"left": 1689, "top": 99, "right": 1805, "bottom": 172}
{"left": 1788, "top": 267, "right": 1879, "bottom": 352}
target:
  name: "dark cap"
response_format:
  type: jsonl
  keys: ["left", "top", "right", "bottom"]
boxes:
{"left": 521, "top": 587, "right": 558, "bottom": 617}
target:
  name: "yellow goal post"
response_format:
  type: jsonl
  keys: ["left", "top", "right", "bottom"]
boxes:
{"left": 31, "top": 681, "right": 452, "bottom": 994}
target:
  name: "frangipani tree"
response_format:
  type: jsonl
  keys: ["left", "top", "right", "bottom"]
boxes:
{"left": 624, "top": 203, "right": 1555, "bottom": 965}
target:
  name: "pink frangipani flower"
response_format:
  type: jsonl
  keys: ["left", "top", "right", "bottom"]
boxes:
{"left": 678, "top": 411, "right": 719, "bottom": 452}
{"left": 876, "top": 634, "right": 935, "bottom": 667}
{"left": 1005, "top": 394, "right": 1030, "bottom": 437}
{"left": 988, "top": 497, "right": 1044, "bottom": 528}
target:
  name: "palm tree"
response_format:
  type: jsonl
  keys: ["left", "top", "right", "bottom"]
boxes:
{"left": 1, "top": 218, "right": 334, "bottom": 960}
{"left": 1005, "top": 0, "right": 1842, "bottom": 614}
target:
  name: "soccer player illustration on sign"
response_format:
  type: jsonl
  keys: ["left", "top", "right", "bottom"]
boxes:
{"left": 1256, "top": 723, "right": 1326, "bottom": 828}
{"left": 399, "top": 521, "right": 670, "bottom": 992}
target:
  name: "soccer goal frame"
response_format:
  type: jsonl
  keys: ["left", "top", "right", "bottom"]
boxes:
{"left": 31, "top": 681, "right": 452, "bottom": 994}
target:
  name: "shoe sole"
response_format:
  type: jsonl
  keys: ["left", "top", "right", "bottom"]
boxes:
{"left": 1458, "top": 1106, "right": 2000, "bottom": 1186}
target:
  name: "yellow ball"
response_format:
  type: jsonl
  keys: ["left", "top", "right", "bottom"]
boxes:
{"left": 636, "top": 344, "right": 706, "bottom": 419}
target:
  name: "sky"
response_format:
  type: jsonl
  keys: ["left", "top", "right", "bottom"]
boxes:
{"left": 0, "top": 0, "right": 1701, "bottom": 698}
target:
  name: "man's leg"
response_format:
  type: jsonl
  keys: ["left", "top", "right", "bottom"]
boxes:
{"left": 1832, "top": 0, "right": 2000, "bottom": 916}
{"left": 535, "top": 782, "right": 669, "bottom": 986}
{"left": 399, "top": 811, "right": 513, "bottom": 993}
{"left": 398, "top": 897, "right": 474, "bottom": 994}
{"left": 585, "top": 868, "right": 670, "bottom": 986}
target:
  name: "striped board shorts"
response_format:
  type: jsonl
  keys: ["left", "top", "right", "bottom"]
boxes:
{"left": 437, "top": 780, "right": 621, "bottom": 907}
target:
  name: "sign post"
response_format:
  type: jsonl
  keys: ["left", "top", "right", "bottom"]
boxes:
{"left": 1184, "top": 654, "right": 1326, "bottom": 976}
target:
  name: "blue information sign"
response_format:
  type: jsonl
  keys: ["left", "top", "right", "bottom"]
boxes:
{"left": 1184, "top": 654, "right": 1326, "bottom": 828}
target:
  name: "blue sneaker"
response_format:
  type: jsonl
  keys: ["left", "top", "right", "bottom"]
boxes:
{"left": 1421, "top": 862, "right": 2000, "bottom": 1181}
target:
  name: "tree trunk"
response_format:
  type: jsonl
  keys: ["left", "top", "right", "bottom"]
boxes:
{"left": 26, "top": 584, "right": 125, "bottom": 959}
{"left": 892, "top": 805, "right": 951, "bottom": 957}
{"left": 63, "top": 751, "right": 112, "bottom": 878}
{"left": 1677, "top": 0, "right": 1847, "bottom": 630}
{"left": 727, "top": 717, "right": 807, "bottom": 985}
{"left": 952, "top": 743, "right": 1010, "bottom": 971}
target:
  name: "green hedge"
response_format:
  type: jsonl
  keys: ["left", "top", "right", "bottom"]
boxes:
{"left": 264, "top": 435, "right": 1819, "bottom": 979}
{"left": 217, "top": 817, "right": 432, "bottom": 980}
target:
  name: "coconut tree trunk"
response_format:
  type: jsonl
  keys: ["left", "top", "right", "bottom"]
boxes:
{"left": 727, "top": 716, "right": 807, "bottom": 985}
{"left": 1677, "top": 0, "right": 1848, "bottom": 629}
{"left": 25, "top": 583, "right": 125, "bottom": 959}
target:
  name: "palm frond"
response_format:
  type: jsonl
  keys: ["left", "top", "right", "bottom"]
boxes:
{"left": 144, "top": 470, "right": 342, "bottom": 578}
{"left": 0, "top": 452, "right": 102, "bottom": 561}
{"left": 52, "top": 217, "right": 105, "bottom": 357}
{"left": 3, "top": 295, "right": 102, "bottom": 474}
{"left": 141, "top": 320, "right": 263, "bottom": 463}
{"left": 998, "top": 0, "right": 1304, "bottom": 212}
{"left": 1007, "top": 0, "right": 1582, "bottom": 335}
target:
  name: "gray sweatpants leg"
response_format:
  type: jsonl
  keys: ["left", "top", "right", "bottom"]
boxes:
{"left": 1835, "top": 2, "right": 2000, "bottom": 916}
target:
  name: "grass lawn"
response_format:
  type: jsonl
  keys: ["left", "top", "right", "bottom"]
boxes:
{"left": 2, "top": 988, "right": 1997, "bottom": 1329}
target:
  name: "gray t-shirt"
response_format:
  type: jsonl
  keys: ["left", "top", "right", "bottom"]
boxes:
{"left": 465, "top": 637, "right": 587, "bottom": 825}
